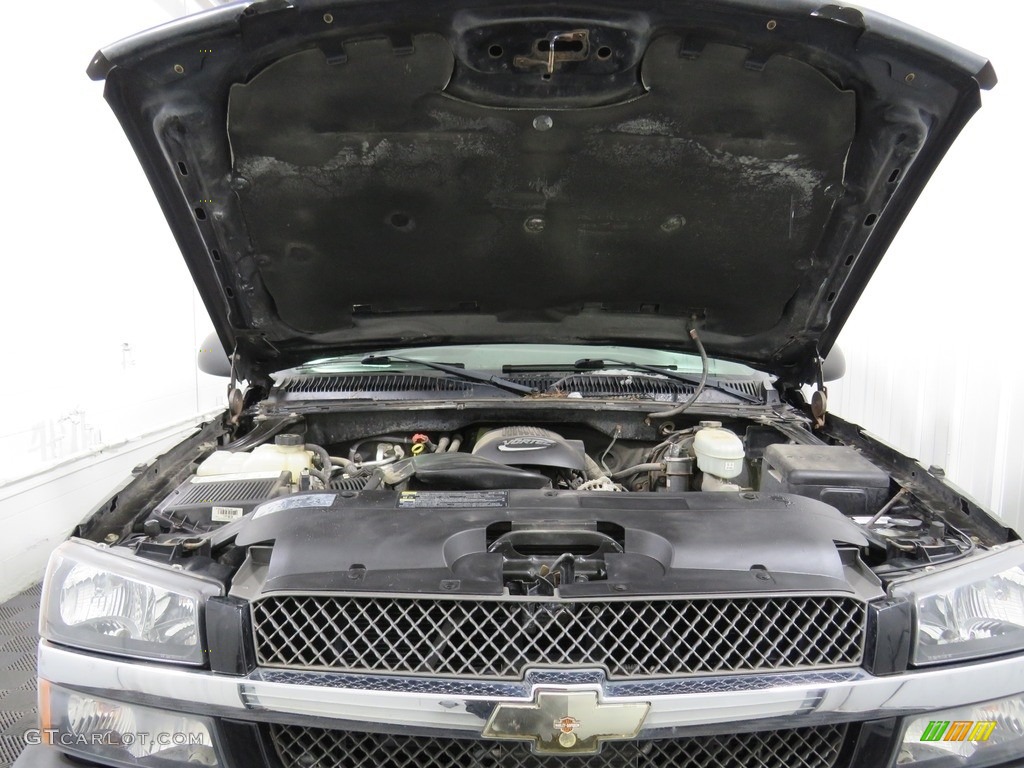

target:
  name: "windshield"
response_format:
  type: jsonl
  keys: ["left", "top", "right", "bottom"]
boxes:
{"left": 286, "top": 344, "right": 763, "bottom": 377}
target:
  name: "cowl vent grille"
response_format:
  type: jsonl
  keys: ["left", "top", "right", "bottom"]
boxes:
{"left": 506, "top": 374, "right": 765, "bottom": 401}
{"left": 276, "top": 375, "right": 472, "bottom": 395}
{"left": 509, "top": 374, "right": 694, "bottom": 398}
{"left": 272, "top": 373, "right": 766, "bottom": 402}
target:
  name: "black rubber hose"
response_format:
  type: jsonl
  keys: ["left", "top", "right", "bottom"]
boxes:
{"left": 610, "top": 462, "right": 665, "bottom": 479}
{"left": 363, "top": 470, "right": 385, "bottom": 491}
{"left": 222, "top": 414, "right": 302, "bottom": 452}
{"left": 348, "top": 435, "right": 415, "bottom": 462}
{"left": 305, "top": 443, "right": 333, "bottom": 485}
{"left": 648, "top": 328, "right": 708, "bottom": 420}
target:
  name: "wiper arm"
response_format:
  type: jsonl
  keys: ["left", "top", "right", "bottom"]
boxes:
{"left": 551, "top": 357, "right": 763, "bottom": 404}
{"left": 361, "top": 354, "right": 537, "bottom": 396}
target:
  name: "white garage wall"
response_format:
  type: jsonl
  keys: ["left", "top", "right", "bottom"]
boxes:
{"left": 0, "top": 0, "right": 228, "bottom": 599}
{"left": 0, "top": 418, "right": 215, "bottom": 601}
{"left": 827, "top": 1, "right": 1023, "bottom": 529}
{"left": 0, "top": 0, "right": 226, "bottom": 485}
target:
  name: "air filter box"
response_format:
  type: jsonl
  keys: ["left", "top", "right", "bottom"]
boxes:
{"left": 150, "top": 471, "right": 291, "bottom": 531}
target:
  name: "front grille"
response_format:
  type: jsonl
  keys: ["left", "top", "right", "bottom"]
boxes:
{"left": 270, "top": 723, "right": 849, "bottom": 768}
{"left": 252, "top": 594, "right": 865, "bottom": 679}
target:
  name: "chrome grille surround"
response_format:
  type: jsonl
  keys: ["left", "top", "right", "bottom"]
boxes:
{"left": 269, "top": 722, "right": 850, "bottom": 768}
{"left": 252, "top": 594, "right": 866, "bottom": 679}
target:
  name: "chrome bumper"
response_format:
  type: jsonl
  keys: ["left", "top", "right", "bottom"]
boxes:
{"left": 38, "top": 640, "right": 1024, "bottom": 736}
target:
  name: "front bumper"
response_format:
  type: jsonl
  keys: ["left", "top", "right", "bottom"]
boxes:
{"left": 21, "top": 640, "right": 1024, "bottom": 767}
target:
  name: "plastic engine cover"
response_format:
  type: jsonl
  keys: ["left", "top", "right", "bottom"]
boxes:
{"left": 472, "top": 427, "right": 585, "bottom": 470}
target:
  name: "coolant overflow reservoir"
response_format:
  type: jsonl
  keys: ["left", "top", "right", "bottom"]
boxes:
{"left": 693, "top": 427, "right": 744, "bottom": 480}
{"left": 196, "top": 433, "right": 314, "bottom": 483}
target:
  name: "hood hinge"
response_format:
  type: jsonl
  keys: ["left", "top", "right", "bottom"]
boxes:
{"left": 810, "top": 351, "right": 828, "bottom": 428}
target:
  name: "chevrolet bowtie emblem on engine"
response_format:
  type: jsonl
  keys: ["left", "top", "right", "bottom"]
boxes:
{"left": 482, "top": 690, "right": 650, "bottom": 754}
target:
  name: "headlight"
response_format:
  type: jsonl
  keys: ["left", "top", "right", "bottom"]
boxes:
{"left": 892, "top": 543, "right": 1024, "bottom": 665}
{"left": 41, "top": 681, "right": 220, "bottom": 766}
{"left": 894, "top": 693, "right": 1024, "bottom": 767}
{"left": 40, "top": 539, "right": 222, "bottom": 665}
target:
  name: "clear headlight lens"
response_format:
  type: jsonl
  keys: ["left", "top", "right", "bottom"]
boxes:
{"left": 892, "top": 544, "right": 1024, "bottom": 665}
{"left": 42, "top": 681, "right": 220, "bottom": 766}
{"left": 894, "top": 694, "right": 1024, "bottom": 767}
{"left": 41, "top": 539, "right": 222, "bottom": 665}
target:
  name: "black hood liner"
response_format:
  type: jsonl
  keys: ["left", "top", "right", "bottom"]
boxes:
{"left": 90, "top": 0, "right": 995, "bottom": 383}
{"left": 229, "top": 35, "right": 852, "bottom": 339}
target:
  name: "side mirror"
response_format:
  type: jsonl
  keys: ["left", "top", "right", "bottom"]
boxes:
{"left": 197, "top": 332, "right": 232, "bottom": 377}
{"left": 821, "top": 346, "right": 846, "bottom": 383}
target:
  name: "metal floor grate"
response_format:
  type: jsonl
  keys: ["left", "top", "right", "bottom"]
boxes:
{"left": 270, "top": 723, "right": 850, "bottom": 768}
{"left": 253, "top": 593, "right": 866, "bottom": 679}
{"left": 0, "top": 584, "right": 41, "bottom": 768}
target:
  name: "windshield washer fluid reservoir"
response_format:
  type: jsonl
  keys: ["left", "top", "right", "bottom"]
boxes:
{"left": 197, "top": 434, "right": 313, "bottom": 484}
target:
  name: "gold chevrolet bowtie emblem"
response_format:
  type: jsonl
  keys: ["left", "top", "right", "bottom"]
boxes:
{"left": 482, "top": 690, "right": 650, "bottom": 754}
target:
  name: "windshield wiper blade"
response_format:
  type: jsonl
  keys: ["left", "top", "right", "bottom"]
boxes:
{"left": 361, "top": 354, "right": 537, "bottom": 396}
{"left": 559, "top": 358, "right": 764, "bottom": 404}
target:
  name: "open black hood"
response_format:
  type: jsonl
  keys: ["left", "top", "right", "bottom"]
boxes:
{"left": 90, "top": 0, "right": 995, "bottom": 385}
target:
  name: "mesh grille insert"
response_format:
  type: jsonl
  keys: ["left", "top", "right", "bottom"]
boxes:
{"left": 252, "top": 594, "right": 865, "bottom": 679}
{"left": 270, "top": 723, "right": 850, "bottom": 768}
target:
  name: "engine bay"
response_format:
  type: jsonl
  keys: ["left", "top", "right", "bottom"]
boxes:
{"left": 129, "top": 408, "right": 981, "bottom": 589}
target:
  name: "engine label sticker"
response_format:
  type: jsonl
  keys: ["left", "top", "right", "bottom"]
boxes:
{"left": 252, "top": 493, "right": 337, "bottom": 519}
{"left": 211, "top": 505, "right": 244, "bottom": 523}
{"left": 397, "top": 491, "right": 508, "bottom": 509}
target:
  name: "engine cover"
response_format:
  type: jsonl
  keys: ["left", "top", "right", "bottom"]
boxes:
{"left": 472, "top": 426, "right": 585, "bottom": 470}
{"left": 233, "top": 489, "right": 876, "bottom": 598}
